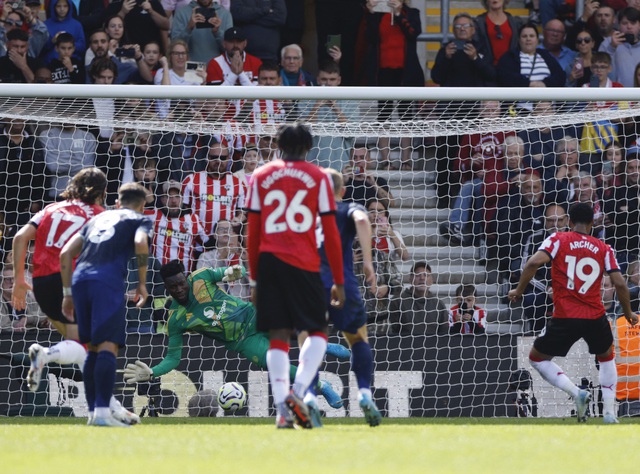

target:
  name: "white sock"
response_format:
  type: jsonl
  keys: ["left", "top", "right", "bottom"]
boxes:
{"left": 109, "top": 396, "right": 123, "bottom": 411}
{"left": 530, "top": 359, "right": 579, "bottom": 398}
{"left": 46, "top": 340, "right": 87, "bottom": 366}
{"left": 599, "top": 359, "right": 617, "bottom": 414}
{"left": 358, "top": 388, "right": 373, "bottom": 402}
{"left": 267, "top": 348, "right": 290, "bottom": 405}
{"left": 303, "top": 392, "right": 318, "bottom": 405}
{"left": 293, "top": 335, "right": 327, "bottom": 398}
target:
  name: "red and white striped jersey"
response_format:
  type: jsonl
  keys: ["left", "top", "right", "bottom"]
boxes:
{"left": 146, "top": 209, "right": 207, "bottom": 271}
{"left": 206, "top": 52, "right": 262, "bottom": 86}
{"left": 182, "top": 172, "right": 246, "bottom": 235}
{"left": 30, "top": 199, "right": 104, "bottom": 278}
{"left": 250, "top": 99, "right": 286, "bottom": 134}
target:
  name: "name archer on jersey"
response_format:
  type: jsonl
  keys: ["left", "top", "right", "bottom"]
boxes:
{"left": 260, "top": 167, "right": 317, "bottom": 189}
{"left": 569, "top": 240, "right": 599, "bottom": 254}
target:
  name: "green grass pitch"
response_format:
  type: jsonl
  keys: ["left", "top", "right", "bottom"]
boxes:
{"left": 1, "top": 417, "right": 639, "bottom": 473}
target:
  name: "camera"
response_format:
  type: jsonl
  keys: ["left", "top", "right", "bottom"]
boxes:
{"left": 10, "top": 1, "right": 25, "bottom": 9}
{"left": 196, "top": 7, "right": 216, "bottom": 28}
{"left": 186, "top": 61, "right": 205, "bottom": 71}
{"left": 459, "top": 301, "right": 472, "bottom": 315}
{"left": 452, "top": 39, "right": 467, "bottom": 49}
{"left": 353, "top": 165, "right": 363, "bottom": 175}
{"left": 625, "top": 33, "right": 637, "bottom": 45}
{"left": 115, "top": 47, "right": 136, "bottom": 58}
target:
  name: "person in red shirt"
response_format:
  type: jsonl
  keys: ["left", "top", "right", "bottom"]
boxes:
{"left": 246, "top": 123, "right": 345, "bottom": 429}
{"left": 508, "top": 202, "right": 639, "bottom": 424}
{"left": 11, "top": 167, "right": 139, "bottom": 424}
{"left": 205, "top": 26, "right": 262, "bottom": 86}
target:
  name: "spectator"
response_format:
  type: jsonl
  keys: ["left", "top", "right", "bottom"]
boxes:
{"left": 85, "top": 29, "right": 152, "bottom": 84}
{"left": 517, "top": 101, "right": 568, "bottom": 169}
{"left": 364, "top": 0, "right": 423, "bottom": 170}
{"left": 69, "top": 0, "right": 106, "bottom": 39}
{"left": 41, "top": 0, "right": 85, "bottom": 64}
{"left": 161, "top": 0, "right": 191, "bottom": 17}
{"left": 89, "top": 57, "right": 119, "bottom": 140}
{"left": 48, "top": 32, "right": 85, "bottom": 84}
{"left": 565, "top": 29, "right": 595, "bottom": 87}
{"left": 258, "top": 134, "right": 279, "bottom": 163}
{"left": 342, "top": 146, "right": 394, "bottom": 209}
{"left": 196, "top": 219, "right": 249, "bottom": 300}
{"left": 544, "top": 135, "right": 583, "bottom": 206}
{"left": 148, "top": 179, "right": 206, "bottom": 272}
{"left": 314, "top": 0, "right": 363, "bottom": 86}
{"left": 599, "top": 7, "right": 640, "bottom": 87}
{"left": 516, "top": 203, "right": 569, "bottom": 332}
{"left": 40, "top": 123, "right": 97, "bottom": 201}
{"left": 125, "top": 255, "right": 164, "bottom": 333}
{"left": 541, "top": 18, "right": 576, "bottom": 71}
{"left": 236, "top": 60, "right": 286, "bottom": 135}
{"left": 0, "top": 28, "right": 39, "bottom": 83}
{"left": 0, "top": 264, "right": 45, "bottom": 332}
{"left": 105, "top": 0, "right": 169, "bottom": 55}
{"left": 230, "top": 0, "right": 286, "bottom": 62}
{"left": 279, "top": 43, "right": 316, "bottom": 86}
{"left": 367, "top": 198, "right": 409, "bottom": 263}
{"left": 579, "top": 52, "right": 627, "bottom": 154}
{"left": 182, "top": 136, "right": 246, "bottom": 235}
{"left": 474, "top": 0, "right": 523, "bottom": 66}
{"left": 34, "top": 65, "right": 53, "bottom": 83}
{"left": 448, "top": 284, "right": 486, "bottom": 335}
{"left": 299, "top": 60, "right": 359, "bottom": 171}
{"left": 566, "top": 4, "right": 616, "bottom": 51}
{"left": 572, "top": 172, "right": 606, "bottom": 238}
{"left": 0, "top": 3, "right": 49, "bottom": 58}
{"left": 95, "top": 128, "right": 136, "bottom": 206}
{"left": 155, "top": 40, "right": 205, "bottom": 117}
{"left": 0, "top": 118, "right": 46, "bottom": 238}
{"left": 493, "top": 171, "right": 546, "bottom": 284}
{"left": 171, "top": 0, "right": 232, "bottom": 64}
{"left": 603, "top": 153, "right": 640, "bottom": 274}
{"left": 389, "top": 261, "right": 448, "bottom": 336}
{"left": 233, "top": 142, "right": 260, "bottom": 187}
{"left": 431, "top": 12, "right": 496, "bottom": 87}
{"left": 496, "top": 23, "right": 567, "bottom": 90}
{"left": 132, "top": 156, "right": 161, "bottom": 209}
{"left": 599, "top": 141, "right": 625, "bottom": 196}
{"left": 206, "top": 27, "right": 262, "bottom": 86}
{"left": 137, "top": 41, "right": 162, "bottom": 83}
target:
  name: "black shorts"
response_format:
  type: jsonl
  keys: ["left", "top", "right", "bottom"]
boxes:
{"left": 33, "top": 273, "right": 72, "bottom": 324}
{"left": 533, "top": 315, "right": 613, "bottom": 357}
{"left": 255, "top": 252, "right": 327, "bottom": 333}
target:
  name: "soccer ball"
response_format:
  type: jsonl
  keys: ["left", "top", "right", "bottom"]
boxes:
{"left": 217, "top": 382, "right": 247, "bottom": 412}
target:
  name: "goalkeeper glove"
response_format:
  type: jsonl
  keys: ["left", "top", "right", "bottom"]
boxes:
{"left": 123, "top": 360, "right": 153, "bottom": 384}
{"left": 222, "top": 264, "right": 243, "bottom": 282}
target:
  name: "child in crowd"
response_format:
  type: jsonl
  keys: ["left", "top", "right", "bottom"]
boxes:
{"left": 48, "top": 32, "right": 85, "bottom": 84}
{"left": 448, "top": 284, "right": 486, "bottom": 334}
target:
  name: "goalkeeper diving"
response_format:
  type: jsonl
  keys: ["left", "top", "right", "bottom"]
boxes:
{"left": 123, "top": 261, "right": 347, "bottom": 408}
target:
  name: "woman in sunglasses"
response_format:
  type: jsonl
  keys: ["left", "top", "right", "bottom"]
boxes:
{"left": 0, "top": 5, "right": 48, "bottom": 58}
{"left": 566, "top": 29, "right": 595, "bottom": 87}
{"left": 474, "top": 0, "right": 523, "bottom": 66}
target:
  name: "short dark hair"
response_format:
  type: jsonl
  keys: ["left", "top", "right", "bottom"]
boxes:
{"left": 619, "top": 6, "right": 640, "bottom": 24}
{"left": 89, "top": 57, "right": 118, "bottom": 82}
{"left": 55, "top": 32, "right": 75, "bottom": 46}
{"left": 412, "top": 261, "right": 431, "bottom": 274}
{"left": 89, "top": 28, "right": 108, "bottom": 41}
{"left": 591, "top": 51, "right": 611, "bottom": 66}
{"left": 456, "top": 284, "right": 476, "bottom": 298}
{"left": 277, "top": 123, "right": 313, "bottom": 161}
{"left": 318, "top": 59, "right": 340, "bottom": 75}
{"left": 160, "top": 259, "right": 185, "bottom": 281}
{"left": 7, "top": 28, "right": 29, "bottom": 42}
{"left": 258, "top": 60, "right": 280, "bottom": 75}
{"left": 568, "top": 202, "right": 594, "bottom": 225}
{"left": 518, "top": 23, "right": 539, "bottom": 37}
{"left": 117, "top": 182, "right": 148, "bottom": 207}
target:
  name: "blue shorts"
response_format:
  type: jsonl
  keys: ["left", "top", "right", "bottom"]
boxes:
{"left": 326, "top": 283, "right": 366, "bottom": 334}
{"left": 73, "top": 280, "right": 126, "bottom": 347}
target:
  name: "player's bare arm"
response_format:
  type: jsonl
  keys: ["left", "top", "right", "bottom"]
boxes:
{"left": 609, "top": 270, "right": 639, "bottom": 326}
{"left": 508, "top": 250, "right": 551, "bottom": 301}
{"left": 59, "top": 233, "right": 85, "bottom": 320}
{"left": 353, "top": 208, "right": 377, "bottom": 295}
{"left": 11, "top": 224, "right": 36, "bottom": 310}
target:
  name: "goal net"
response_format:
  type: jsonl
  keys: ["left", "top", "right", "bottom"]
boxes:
{"left": 1, "top": 85, "right": 639, "bottom": 420}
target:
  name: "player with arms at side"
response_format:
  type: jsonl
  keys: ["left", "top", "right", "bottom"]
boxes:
{"left": 11, "top": 168, "right": 138, "bottom": 424}
{"left": 319, "top": 168, "right": 382, "bottom": 426}
{"left": 60, "top": 183, "right": 152, "bottom": 427}
{"left": 122, "top": 260, "right": 345, "bottom": 409}
{"left": 508, "top": 202, "right": 639, "bottom": 424}
{"left": 246, "top": 123, "right": 345, "bottom": 429}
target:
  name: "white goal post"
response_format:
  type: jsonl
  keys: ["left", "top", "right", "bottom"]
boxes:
{"left": 0, "top": 85, "right": 638, "bottom": 419}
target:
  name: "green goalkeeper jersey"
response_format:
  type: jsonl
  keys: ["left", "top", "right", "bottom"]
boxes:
{"left": 151, "top": 266, "right": 256, "bottom": 377}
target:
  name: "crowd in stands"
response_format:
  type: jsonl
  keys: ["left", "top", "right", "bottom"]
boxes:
{"left": 2, "top": 0, "right": 640, "bottom": 337}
